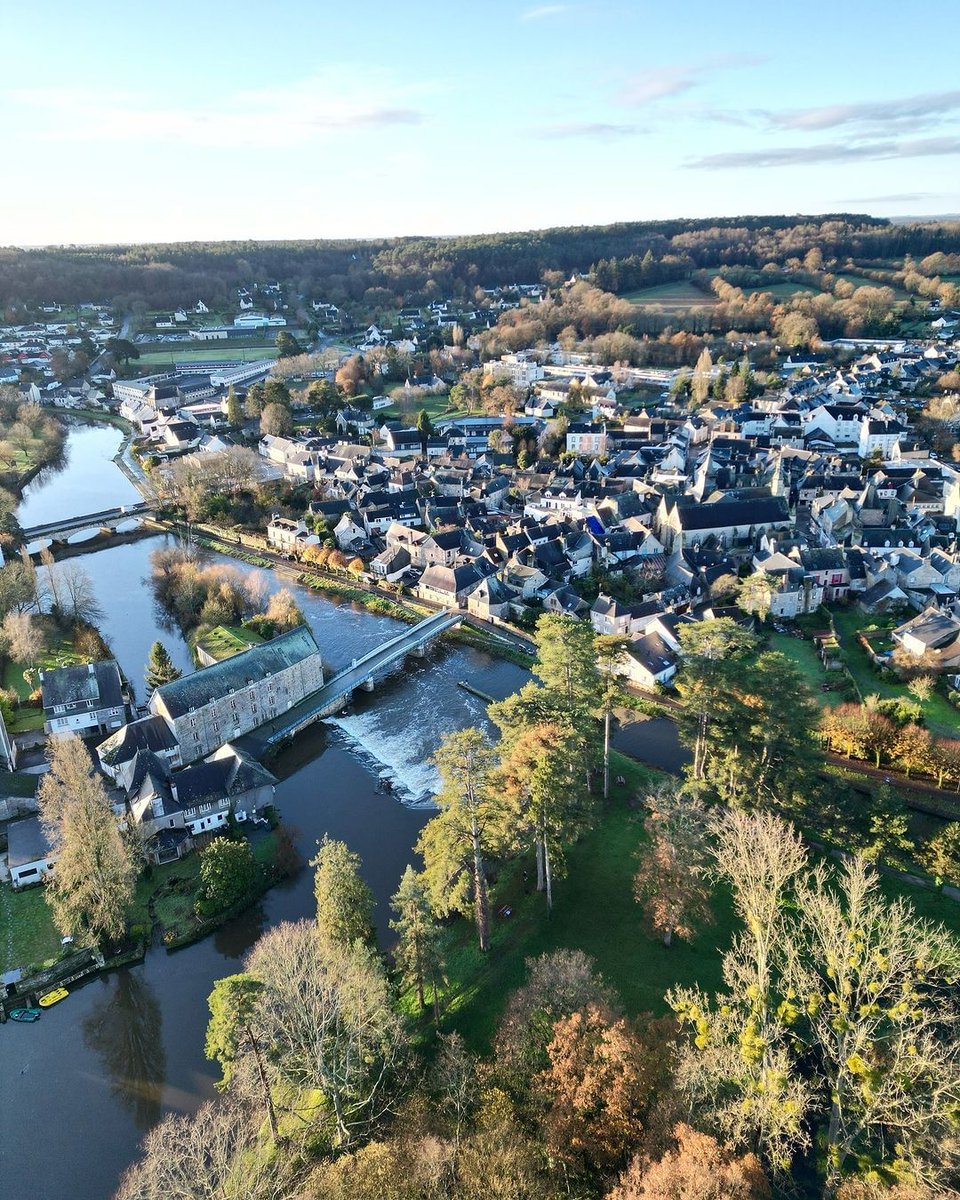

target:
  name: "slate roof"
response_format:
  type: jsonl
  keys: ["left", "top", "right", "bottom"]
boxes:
{"left": 7, "top": 815, "right": 54, "bottom": 869}
{"left": 40, "top": 660, "right": 124, "bottom": 715}
{"left": 672, "top": 496, "right": 790, "bottom": 531}
{"left": 152, "top": 626, "right": 321, "bottom": 719}
{"left": 98, "top": 714, "right": 179, "bottom": 766}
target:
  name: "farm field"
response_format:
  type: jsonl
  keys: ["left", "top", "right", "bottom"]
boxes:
{"left": 622, "top": 280, "right": 719, "bottom": 309}
{"left": 137, "top": 346, "right": 279, "bottom": 365}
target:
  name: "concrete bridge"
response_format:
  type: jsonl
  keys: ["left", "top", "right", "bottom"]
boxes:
{"left": 20, "top": 502, "right": 154, "bottom": 544}
{"left": 239, "top": 609, "right": 462, "bottom": 756}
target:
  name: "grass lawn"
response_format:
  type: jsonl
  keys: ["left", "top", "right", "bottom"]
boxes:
{"left": 137, "top": 346, "right": 279, "bottom": 365}
{"left": 831, "top": 608, "right": 960, "bottom": 735}
{"left": 437, "top": 744, "right": 960, "bottom": 1057}
{"left": 2, "top": 634, "right": 96, "bottom": 732}
{"left": 194, "top": 623, "right": 264, "bottom": 663}
{"left": 0, "top": 884, "right": 63, "bottom": 975}
{"left": 131, "top": 831, "right": 280, "bottom": 941}
{"left": 622, "top": 280, "right": 719, "bottom": 309}
{"left": 438, "top": 752, "right": 732, "bottom": 1052}
{"left": 768, "top": 633, "right": 844, "bottom": 707}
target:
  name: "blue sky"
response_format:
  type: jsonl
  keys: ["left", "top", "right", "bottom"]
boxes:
{"left": 3, "top": 0, "right": 958, "bottom": 244}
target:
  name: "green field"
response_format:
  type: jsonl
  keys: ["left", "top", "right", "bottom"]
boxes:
{"left": 622, "top": 280, "right": 719, "bottom": 309}
{"left": 768, "top": 632, "right": 845, "bottom": 707}
{"left": 0, "top": 883, "right": 62, "bottom": 975}
{"left": 137, "top": 346, "right": 280, "bottom": 365}
{"left": 2, "top": 633, "right": 94, "bottom": 732}
{"left": 194, "top": 623, "right": 264, "bottom": 664}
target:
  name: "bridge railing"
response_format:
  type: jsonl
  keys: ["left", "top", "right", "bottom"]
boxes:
{"left": 327, "top": 610, "right": 458, "bottom": 685}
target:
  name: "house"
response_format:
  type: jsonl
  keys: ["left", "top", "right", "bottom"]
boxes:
{"left": 7, "top": 816, "right": 57, "bottom": 890}
{"left": 333, "top": 511, "right": 366, "bottom": 550}
{"left": 467, "top": 575, "right": 513, "bottom": 621}
{"left": 148, "top": 627, "right": 325, "bottom": 764}
{"left": 97, "top": 714, "right": 182, "bottom": 789}
{"left": 370, "top": 544, "right": 411, "bottom": 583}
{"left": 892, "top": 607, "right": 960, "bottom": 670}
{"left": 267, "top": 516, "right": 319, "bottom": 556}
{"left": 566, "top": 422, "right": 608, "bottom": 456}
{"left": 618, "top": 631, "right": 679, "bottom": 689}
{"left": 416, "top": 563, "right": 486, "bottom": 608}
{"left": 40, "top": 660, "right": 128, "bottom": 738}
{"left": 125, "top": 744, "right": 277, "bottom": 864}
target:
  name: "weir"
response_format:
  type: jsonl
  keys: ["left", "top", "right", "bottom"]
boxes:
{"left": 238, "top": 608, "right": 462, "bottom": 756}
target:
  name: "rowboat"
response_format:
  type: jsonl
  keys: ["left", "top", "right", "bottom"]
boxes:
{"left": 9, "top": 1008, "right": 41, "bottom": 1023}
{"left": 38, "top": 987, "right": 69, "bottom": 1008}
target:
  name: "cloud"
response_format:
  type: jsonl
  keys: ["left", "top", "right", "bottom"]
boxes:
{"left": 767, "top": 90, "right": 960, "bottom": 132}
{"left": 14, "top": 71, "right": 428, "bottom": 148}
{"left": 519, "top": 4, "right": 570, "bottom": 20}
{"left": 619, "top": 53, "right": 765, "bottom": 107}
{"left": 530, "top": 120, "right": 643, "bottom": 139}
{"left": 687, "top": 136, "right": 960, "bottom": 170}
{"left": 847, "top": 192, "right": 940, "bottom": 203}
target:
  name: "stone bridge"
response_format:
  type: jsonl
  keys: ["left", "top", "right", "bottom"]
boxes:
{"left": 20, "top": 502, "right": 154, "bottom": 544}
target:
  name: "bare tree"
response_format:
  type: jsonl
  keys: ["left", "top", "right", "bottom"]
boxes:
{"left": 2, "top": 611, "right": 47, "bottom": 667}
{"left": 114, "top": 1098, "right": 296, "bottom": 1200}
{"left": 669, "top": 811, "right": 960, "bottom": 1191}
{"left": 247, "top": 920, "right": 410, "bottom": 1146}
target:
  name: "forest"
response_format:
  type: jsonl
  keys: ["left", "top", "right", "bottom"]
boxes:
{"left": 2, "top": 214, "right": 959, "bottom": 315}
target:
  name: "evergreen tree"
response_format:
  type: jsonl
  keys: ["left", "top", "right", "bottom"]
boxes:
{"left": 312, "top": 835, "right": 375, "bottom": 951}
{"left": 389, "top": 865, "right": 445, "bottom": 1020}
{"left": 225, "top": 386, "right": 242, "bottom": 428}
{"left": 145, "top": 640, "right": 181, "bottom": 694}
{"left": 415, "top": 408, "right": 433, "bottom": 456}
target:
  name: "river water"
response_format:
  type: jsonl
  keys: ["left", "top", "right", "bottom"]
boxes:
{"left": 2, "top": 421, "right": 686, "bottom": 1199}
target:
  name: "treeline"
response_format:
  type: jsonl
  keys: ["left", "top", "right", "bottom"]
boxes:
{"left": 7, "top": 213, "right": 957, "bottom": 314}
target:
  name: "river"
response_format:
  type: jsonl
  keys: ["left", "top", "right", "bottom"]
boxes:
{"left": 1, "top": 422, "right": 534, "bottom": 1200}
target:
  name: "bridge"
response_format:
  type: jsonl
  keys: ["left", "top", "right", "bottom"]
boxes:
{"left": 20, "top": 502, "right": 155, "bottom": 544}
{"left": 238, "top": 609, "right": 462, "bottom": 757}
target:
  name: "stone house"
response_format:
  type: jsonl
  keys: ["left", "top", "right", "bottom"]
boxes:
{"left": 148, "top": 627, "right": 324, "bottom": 765}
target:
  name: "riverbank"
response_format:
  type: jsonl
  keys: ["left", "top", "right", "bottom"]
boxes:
{"left": 0, "top": 828, "right": 287, "bottom": 978}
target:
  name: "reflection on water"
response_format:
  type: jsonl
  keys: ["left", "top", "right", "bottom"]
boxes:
{"left": 81, "top": 973, "right": 167, "bottom": 1132}
{"left": 18, "top": 422, "right": 142, "bottom": 529}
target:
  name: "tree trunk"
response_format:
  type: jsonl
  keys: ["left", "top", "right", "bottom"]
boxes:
{"left": 663, "top": 926, "right": 673, "bottom": 947}
{"left": 544, "top": 834, "right": 554, "bottom": 914}
{"left": 603, "top": 708, "right": 611, "bottom": 801}
{"left": 535, "top": 837, "right": 545, "bottom": 893}
{"left": 247, "top": 1024, "right": 280, "bottom": 1145}
{"left": 471, "top": 818, "right": 490, "bottom": 952}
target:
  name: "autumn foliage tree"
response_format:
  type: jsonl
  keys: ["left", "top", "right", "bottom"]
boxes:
{"left": 608, "top": 1124, "right": 770, "bottom": 1200}
{"left": 535, "top": 1003, "right": 673, "bottom": 1178}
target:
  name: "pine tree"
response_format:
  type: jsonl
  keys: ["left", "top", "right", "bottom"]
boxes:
{"left": 145, "top": 640, "right": 182, "bottom": 694}
{"left": 312, "top": 835, "right": 375, "bottom": 951}
{"left": 390, "top": 865, "right": 445, "bottom": 1020}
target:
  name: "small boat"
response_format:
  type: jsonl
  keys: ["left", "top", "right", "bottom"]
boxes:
{"left": 9, "top": 1008, "right": 41, "bottom": 1023}
{"left": 38, "top": 987, "right": 69, "bottom": 1008}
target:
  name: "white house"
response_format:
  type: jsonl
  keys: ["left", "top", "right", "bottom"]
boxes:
{"left": 7, "top": 816, "right": 57, "bottom": 890}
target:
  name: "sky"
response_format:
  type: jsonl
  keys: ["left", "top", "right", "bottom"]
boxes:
{"left": 2, "top": 0, "right": 958, "bottom": 245}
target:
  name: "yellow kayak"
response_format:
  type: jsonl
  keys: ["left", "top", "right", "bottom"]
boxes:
{"left": 38, "top": 987, "right": 68, "bottom": 1008}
